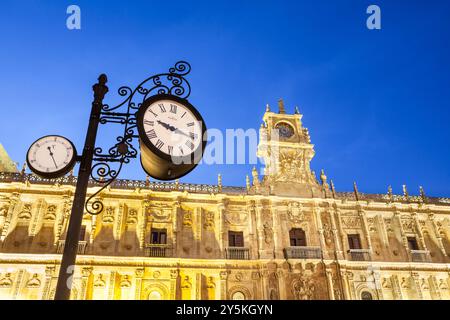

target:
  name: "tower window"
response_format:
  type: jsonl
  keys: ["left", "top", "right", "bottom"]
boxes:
{"left": 347, "top": 234, "right": 362, "bottom": 250}
{"left": 289, "top": 228, "right": 307, "bottom": 246}
{"left": 228, "top": 231, "right": 244, "bottom": 247}
{"left": 151, "top": 228, "right": 167, "bottom": 244}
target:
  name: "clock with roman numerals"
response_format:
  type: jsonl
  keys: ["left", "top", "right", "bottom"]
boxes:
{"left": 136, "top": 94, "right": 207, "bottom": 180}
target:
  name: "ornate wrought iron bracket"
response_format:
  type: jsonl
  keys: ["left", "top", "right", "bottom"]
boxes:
{"left": 85, "top": 61, "right": 192, "bottom": 215}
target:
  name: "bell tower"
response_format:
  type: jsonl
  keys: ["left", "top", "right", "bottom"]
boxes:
{"left": 254, "top": 99, "right": 324, "bottom": 197}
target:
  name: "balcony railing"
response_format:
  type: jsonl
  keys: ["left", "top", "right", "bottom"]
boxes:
{"left": 410, "top": 250, "right": 430, "bottom": 263}
{"left": 225, "top": 247, "right": 250, "bottom": 260}
{"left": 57, "top": 240, "right": 88, "bottom": 254}
{"left": 284, "top": 246, "right": 322, "bottom": 259}
{"left": 348, "top": 249, "right": 371, "bottom": 261}
{"left": 144, "top": 244, "right": 171, "bottom": 257}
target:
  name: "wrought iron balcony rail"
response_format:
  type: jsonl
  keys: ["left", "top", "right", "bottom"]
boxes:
{"left": 284, "top": 246, "right": 322, "bottom": 259}
{"left": 57, "top": 240, "right": 87, "bottom": 255}
{"left": 144, "top": 244, "right": 172, "bottom": 257}
{"left": 225, "top": 247, "right": 250, "bottom": 260}
{"left": 410, "top": 250, "right": 431, "bottom": 263}
{"left": 1, "top": 171, "right": 449, "bottom": 205}
{"left": 348, "top": 249, "right": 371, "bottom": 261}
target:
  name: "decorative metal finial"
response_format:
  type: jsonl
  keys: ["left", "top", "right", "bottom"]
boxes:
{"left": 265, "top": 104, "right": 270, "bottom": 112}
{"left": 294, "top": 106, "right": 300, "bottom": 114}
{"left": 145, "top": 175, "right": 150, "bottom": 186}
{"left": 353, "top": 181, "right": 359, "bottom": 201}
{"left": 93, "top": 74, "right": 109, "bottom": 104}
{"left": 278, "top": 98, "right": 285, "bottom": 114}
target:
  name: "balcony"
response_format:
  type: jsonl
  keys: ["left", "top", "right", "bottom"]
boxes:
{"left": 348, "top": 249, "right": 371, "bottom": 261}
{"left": 57, "top": 240, "right": 88, "bottom": 254}
{"left": 284, "top": 246, "right": 322, "bottom": 259}
{"left": 144, "top": 244, "right": 172, "bottom": 257}
{"left": 410, "top": 250, "right": 431, "bottom": 263}
{"left": 225, "top": 247, "right": 250, "bottom": 260}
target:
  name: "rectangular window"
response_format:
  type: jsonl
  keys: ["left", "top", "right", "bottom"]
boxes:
{"left": 407, "top": 237, "right": 419, "bottom": 250}
{"left": 348, "top": 234, "right": 362, "bottom": 250}
{"left": 229, "top": 231, "right": 244, "bottom": 247}
{"left": 289, "top": 228, "right": 307, "bottom": 246}
{"left": 151, "top": 228, "right": 167, "bottom": 244}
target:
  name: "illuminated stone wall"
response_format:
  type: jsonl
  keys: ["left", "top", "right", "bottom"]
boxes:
{"left": 0, "top": 104, "right": 449, "bottom": 300}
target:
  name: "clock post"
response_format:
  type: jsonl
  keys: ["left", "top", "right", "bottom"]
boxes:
{"left": 25, "top": 61, "right": 201, "bottom": 300}
{"left": 54, "top": 75, "right": 108, "bottom": 300}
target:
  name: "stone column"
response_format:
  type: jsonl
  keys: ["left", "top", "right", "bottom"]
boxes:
{"left": 80, "top": 267, "right": 93, "bottom": 300}
{"left": 41, "top": 266, "right": 56, "bottom": 300}
{"left": 170, "top": 269, "right": 178, "bottom": 300}
{"left": 314, "top": 206, "right": 327, "bottom": 258}
{"left": 217, "top": 201, "right": 226, "bottom": 258}
{"left": 12, "top": 269, "right": 25, "bottom": 300}
{"left": 391, "top": 275, "right": 404, "bottom": 300}
{"left": 358, "top": 207, "right": 373, "bottom": 252}
{"left": 172, "top": 200, "right": 180, "bottom": 256}
{"left": 339, "top": 269, "right": 351, "bottom": 300}
{"left": 139, "top": 200, "right": 149, "bottom": 250}
{"left": 394, "top": 210, "right": 410, "bottom": 259}
{"left": 412, "top": 212, "right": 428, "bottom": 252}
{"left": 325, "top": 269, "right": 335, "bottom": 300}
{"left": 219, "top": 271, "right": 228, "bottom": 300}
{"left": 134, "top": 268, "right": 144, "bottom": 300}
{"left": 255, "top": 202, "right": 265, "bottom": 259}
{"left": 428, "top": 214, "right": 447, "bottom": 257}
{"left": 107, "top": 271, "right": 118, "bottom": 300}
{"left": 334, "top": 209, "right": 346, "bottom": 259}
{"left": 330, "top": 208, "right": 343, "bottom": 259}
{"left": 411, "top": 272, "right": 424, "bottom": 300}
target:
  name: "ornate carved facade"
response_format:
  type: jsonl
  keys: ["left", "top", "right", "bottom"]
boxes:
{"left": 0, "top": 101, "right": 449, "bottom": 300}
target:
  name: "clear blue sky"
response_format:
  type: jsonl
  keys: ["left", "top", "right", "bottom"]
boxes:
{"left": 1, "top": 0, "right": 449, "bottom": 197}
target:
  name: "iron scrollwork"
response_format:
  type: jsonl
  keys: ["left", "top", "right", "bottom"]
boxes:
{"left": 85, "top": 61, "right": 192, "bottom": 215}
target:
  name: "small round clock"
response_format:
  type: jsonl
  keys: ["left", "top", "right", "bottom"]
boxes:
{"left": 275, "top": 122, "right": 295, "bottom": 139}
{"left": 136, "top": 94, "right": 207, "bottom": 180}
{"left": 26, "top": 135, "right": 78, "bottom": 179}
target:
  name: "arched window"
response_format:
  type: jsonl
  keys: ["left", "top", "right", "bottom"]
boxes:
{"left": 289, "top": 228, "right": 307, "bottom": 246}
{"left": 232, "top": 291, "right": 245, "bottom": 300}
{"left": 148, "top": 290, "right": 162, "bottom": 300}
{"left": 361, "top": 291, "right": 373, "bottom": 300}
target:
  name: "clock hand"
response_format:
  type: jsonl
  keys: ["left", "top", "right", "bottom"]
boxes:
{"left": 157, "top": 120, "right": 177, "bottom": 132}
{"left": 157, "top": 120, "right": 194, "bottom": 139}
{"left": 47, "top": 146, "right": 58, "bottom": 169}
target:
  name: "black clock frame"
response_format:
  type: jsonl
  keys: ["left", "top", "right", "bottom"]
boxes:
{"left": 136, "top": 93, "right": 207, "bottom": 167}
{"left": 26, "top": 135, "right": 78, "bottom": 180}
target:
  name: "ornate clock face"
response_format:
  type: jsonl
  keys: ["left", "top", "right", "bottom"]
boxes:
{"left": 138, "top": 96, "right": 204, "bottom": 158}
{"left": 275, "top": 122, "right": 295, "bottom": 139}
{"left": 26, "top": 135, "right": 77, "bottom": 179}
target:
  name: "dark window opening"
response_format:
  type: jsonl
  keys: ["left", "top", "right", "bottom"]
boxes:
{"left": 289, "top": 228, "right": 307, "bottom": 246}
{"left": 361, "top": 291, "right": 373, "bottom": 300}
{"left": 151, "top": 229, "right": 167, "bottom": 244}
{"left": 407, "top": 237, "right": 419, "bottom": 250}
{"left": 229, "top": 231, "right": 244, "bottom": 247}
{"left": 348, "top": 234, "right": 362, "bottom": 250}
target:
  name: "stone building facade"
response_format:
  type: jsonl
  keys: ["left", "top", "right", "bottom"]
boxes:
{"left": 0, "top": 101, "right": 449, "bottom": 300}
